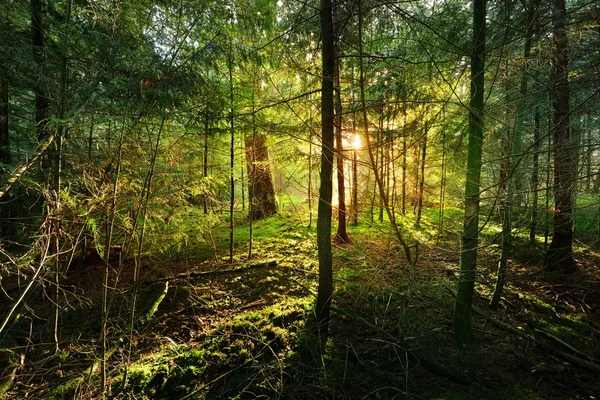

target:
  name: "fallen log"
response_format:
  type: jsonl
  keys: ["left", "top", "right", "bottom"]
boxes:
{"left": 154, "top": 259, "right": 278, "bottom": 283}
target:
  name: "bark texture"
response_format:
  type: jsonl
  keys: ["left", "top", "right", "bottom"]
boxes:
{"left": 245, "top": 133, "right": 278, "bottom": 221}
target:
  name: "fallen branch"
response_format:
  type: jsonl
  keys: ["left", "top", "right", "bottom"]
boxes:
{"left": 153, "top": 260, "right": 277, "bottom": 283}
{"left": 534, "top": 328, "right": 591, "bottom": 361}
{"left": 442, "top": 281, "right": 600, "bottom": 374}
{"left": 332, "top": 306, "right": 470, "bottom": 385}
{"left": 0, "top": 133, "right": 55, "bottom": 200}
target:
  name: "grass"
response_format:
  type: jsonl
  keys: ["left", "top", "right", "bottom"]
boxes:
{"left": 5, "top": 199, "right": 600, "bottom": 399}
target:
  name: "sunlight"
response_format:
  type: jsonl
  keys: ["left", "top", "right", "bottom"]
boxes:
{"left": 353, "top": 134, "right": 361, "bottom": 150}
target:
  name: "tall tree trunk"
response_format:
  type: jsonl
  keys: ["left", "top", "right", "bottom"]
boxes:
{"left": 358, "top": 0, "right": 413, "bottom": 265}
{"left": 402, "top": 125, "right": 407, "bottom": 215}
{"left": 545, "top": 115, "right": 552, "bottom": 246}
{"left": 315, "top": 0, "right": 335, "bottom": 346}
{"left": 439, "top": 110, "right": 446, "bottom": 234}
{"left": 334, "top": 60, "right": 349, "bottom": 242}
{"left": 491, "top": 0, "right": 537, "bottom": 309}
{"left": 308, "top": 100, "right": 313, "bottom": 228}
{"left": 416, "top": 122, "right": 428, "bottom": 225}
{"left": 530, "top": 106, "right": 541, "bottom": 245}
{"left": 585, "top": 113, "right": 592, "bottom": 192}
{"left": 228, "top": 47, "right": 235, "bottom": 263}
{"left": 454, "top": 0, "right": 486, "bottom": 351}
{"left": 351, "top": 144, "right": 358, "bottom": 226}
{"left": 248, "top": 91, "right": 256, "bottom": 259}
{"left": 203, "top": 118, "right": 209, "bottom": 214}
{"left": 31, "top": 0, "right": 49, "bottom": 142}
{"left": 546, "top": 0, "right": 576, "bottom": 273}
{"left": 0, "top": 73, "right": 9, "bottom": 166}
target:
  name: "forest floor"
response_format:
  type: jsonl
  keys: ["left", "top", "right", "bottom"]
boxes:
{"left": 2, "top": 208, "right": 600, "bottom": 399}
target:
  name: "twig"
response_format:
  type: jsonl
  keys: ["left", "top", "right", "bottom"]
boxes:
{"left": 443, "top": 280, "right": 600, "bottom": 374}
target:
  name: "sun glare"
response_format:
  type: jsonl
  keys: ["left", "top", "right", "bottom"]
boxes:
{"left": 353, "top": 134, "right": 361, "bottom": 150}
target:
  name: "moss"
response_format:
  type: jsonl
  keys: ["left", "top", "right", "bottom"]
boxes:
{"left": 51, "top": 377, "right": 82, "bottom": 399}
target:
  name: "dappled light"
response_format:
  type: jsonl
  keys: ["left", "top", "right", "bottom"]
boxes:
{"left": 0, "top": 0, "right": 599, "bottom": 399}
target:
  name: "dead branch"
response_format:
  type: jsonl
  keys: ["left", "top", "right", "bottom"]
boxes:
{"left": 0, "top": 134, "right": 55, "bottom": 200}
{"left": 153, "top": 260, "right": 278, "bottom": 283}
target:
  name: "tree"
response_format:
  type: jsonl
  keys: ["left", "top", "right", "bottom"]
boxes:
{"left": 454, "top": 0, "right": 486, "bottom": 351}
{"left": 314, "top": 0, "right": 335, "bottom": 347}
{"left": 545, "top": 0, "right": 576, "bottom": 273}
{"left": 334, "top": 59, "right": 350, "bottom": 243}
{"left": 246, "top": 133, "right": 278, "bottom": 220}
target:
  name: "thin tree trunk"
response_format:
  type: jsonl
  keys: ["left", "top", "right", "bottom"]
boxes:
{"left": 413, "top": 136, "right": 420, "bottom": 214}
{"left": 51, "top": 0, "right": 72, "bottom": 353}
{"left": 585, "top": 113, "right": 592, "bottom": 192}
{"left": 352, "top": 146, "right": 358, "bottom": 226}
{"left": 203, "top": 118, "right": 209, "bottom": 214}
{"left": 334, "top": 60, "right": 349, "bottom": 242}
{"left": 358, "top": 0, "right": 413, "bottom": 265}
{"left": 439, "top": 110, "right": 446, "bottom": 234}
{"left": 87, "top": 107, "right": 95, "bottom": 161}
{"left": 308, "top": 104, "right": 313, "bottom": 228}
{"left": 530, "top": 106, "right": 541, "bottom": 245}
{"left": 0, "top": 71, "right": 9, "bottom": 166}
{"left": 402, "top": 125, "right": 407, "bottom": 215}
{"left": 491, "top": 0, "right": 536, "bottom": 309}
{"left": 100, "top": 114, "right": 125, "bottom": 396}
{"left": 228, "top": 47, "right": 235, "bottom": 263}
{"left": 248, "top": 91, "right": 256, "bottom": 259}
{"left": 545, "top": 114, "right": 552, "bottom": 246}
{"left": 454, "top": 0, "right": 486, "bottom": 351}
{"left": 416, "top": 123, "right": 428, "bottom": 225}
{"left": 31, "top": 0, "right": 49, "bottom": 142}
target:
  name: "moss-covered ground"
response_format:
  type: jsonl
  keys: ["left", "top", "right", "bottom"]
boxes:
{"left": 2, "top": 206, "right": 599, "bottom": 399}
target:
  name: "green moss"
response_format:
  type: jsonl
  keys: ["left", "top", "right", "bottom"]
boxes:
{"left": 51, "top": 377, "right": 82, "bottom": 399}
{"left": 335, "top": 267, "right": 360, "bottom": 280}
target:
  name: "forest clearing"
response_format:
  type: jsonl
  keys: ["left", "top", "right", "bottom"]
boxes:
{"left": 1, "top": 0, "right": 599, "bottom": 398}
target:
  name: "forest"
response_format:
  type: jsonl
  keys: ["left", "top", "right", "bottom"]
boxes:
{"left": 0, "top": 0, "right": 599, "bottom": 398}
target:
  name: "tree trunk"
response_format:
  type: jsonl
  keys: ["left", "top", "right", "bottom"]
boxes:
{"left": 31, "top": 0, "right": 49, "bottom": 142}
{"left": 314, "top": 0, "right": 335, "bottom": 347}
{"left": 0, "top": 74, "right": 9, "bottom": 166}
{"left": 530, "top": 106, "right": 541, "bottom": 245}
{"left": 402, "top": 126, "right": 407, "bottom": 215}
{"left": 245, "top": 133, "right": 277, "bottom": 221}
{"left": 228, "top": 47, "right": 235, "bottom": 263}
{"left": 545, "top": 114, "right": 552, "bottom": 246}
{"left": 334, "top": 60, "right": 349, "bottom": 242}
{"left": 454, "top": 0, "right": 486, "bottom": 351}
{"left": 416, "top": 123, "right": 428, "bottom": 225}
{"left": 203, "top": 118, "right": 209, "bottom": 214}
{"left": 439, "top": 110, "right": 446, "bottom": 234}
{"left": 491, "top": 0, "right": 537, "bottom": 309}
{"left": 351, "top": 147, "right": 358, "bottom": 226}
{"left": 545, "top": 0, "right": 576, "bottom": 273}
